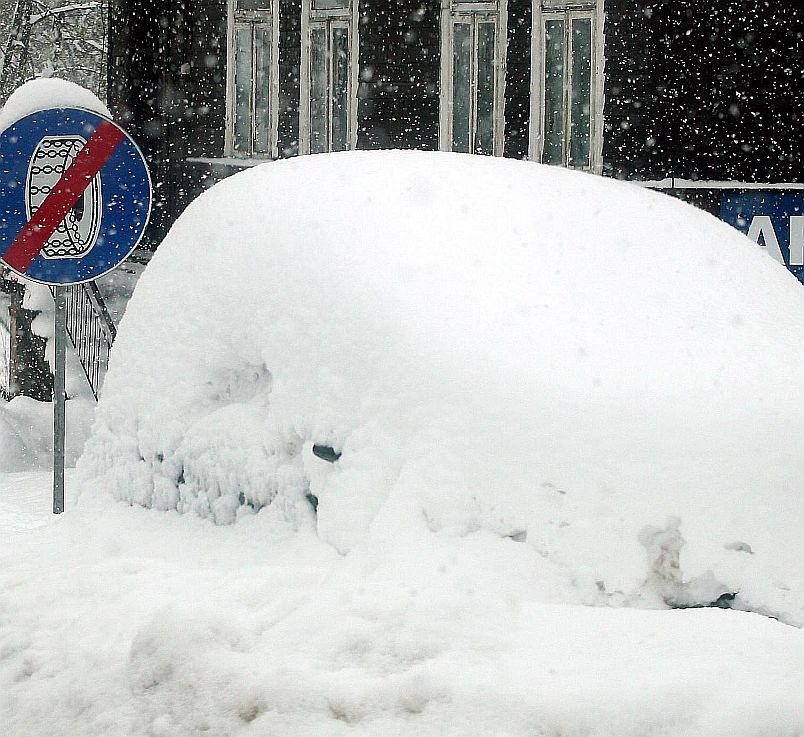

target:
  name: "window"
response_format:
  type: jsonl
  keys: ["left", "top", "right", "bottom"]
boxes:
{"left": 529, "top": 1, "right": 604, "bottom": 172}
{"left": 439, "top": 0, "right": 507, "bottom": 156}
{"left": 300, "top": 0, "right": 359, "bottom": 154}
{"left": 226, "top": 0, "right": 280, "bottom": 158}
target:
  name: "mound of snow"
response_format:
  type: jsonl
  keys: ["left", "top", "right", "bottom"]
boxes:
{"left": 0, "top": 78, "right": 109, "bottom": 131}
{"left": 78, "top": 151, "right": 804, "bottom": 624}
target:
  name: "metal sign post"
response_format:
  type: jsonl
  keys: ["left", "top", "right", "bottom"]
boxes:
{"left": 53, "top": 286, "right": 67, "bottom": 514}
{"left": 0, "top": 105, "right": 152, "bottom": 514}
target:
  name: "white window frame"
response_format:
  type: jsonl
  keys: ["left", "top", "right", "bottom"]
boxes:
{"left": 299, "top": 0, "right": 360, "bottom": 155}
{"left": 529, "top": 0, "right": 605, "bottom": 173}
{"left": 439, "top": 0, "right": 508, "bottom": 157}
{"left": 225, "top": 0, "right": 280, "bottom": 159}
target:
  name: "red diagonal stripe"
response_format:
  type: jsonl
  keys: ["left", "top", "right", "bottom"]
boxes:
{"left": 3, "top": 119, "right": 125, "bottom": 273}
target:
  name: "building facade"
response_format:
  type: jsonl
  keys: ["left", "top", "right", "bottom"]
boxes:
{"left": 107, "top": 0, "right": 803, "bottom": 243}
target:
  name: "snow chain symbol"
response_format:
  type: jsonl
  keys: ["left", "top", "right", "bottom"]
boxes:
{"left": 25, "top": 135, "right": 103, "bottom": 259}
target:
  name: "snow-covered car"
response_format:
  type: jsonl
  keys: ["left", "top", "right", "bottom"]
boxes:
{"left": 78, "top": 150, "right": 804, "bottom": 625}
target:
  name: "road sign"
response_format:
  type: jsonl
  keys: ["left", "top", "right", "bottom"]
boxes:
{"left": 0, "top": 105, "right": 151, "bottom": 515}
{"left": 721, "top": 192, "right": 804, "bottom": 283}
{"left": 0, "top": 106, "right": 151, "bottom": 285}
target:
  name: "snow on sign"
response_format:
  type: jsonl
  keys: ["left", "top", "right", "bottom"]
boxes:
{"left": 721, "top": 192, "right": 804, "bottom": 283}
{"left": 0, "top": 107, "right": 151, "bottom": 285}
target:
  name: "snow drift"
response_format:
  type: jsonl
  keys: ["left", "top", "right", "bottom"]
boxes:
{"left": 78, "top": 150, "right": 804, "bottom": 624}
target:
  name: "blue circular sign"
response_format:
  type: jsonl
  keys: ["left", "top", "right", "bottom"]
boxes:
{"left": 0, "top": 107, "right": 151, "bottom": 285}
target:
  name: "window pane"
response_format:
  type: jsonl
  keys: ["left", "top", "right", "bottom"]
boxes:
{"left": 475, "top": 21, "right": 495, "bottom": 155}
{"left": 542, "top": 19, "right": 565, "bottom": 165}
{"left": 331, "top": 26, "right": 350, "bottom": 152}
{"left": 452, "top": 22, "right": 472, "bottom": 154}
{"left": 236, "top": 0, "right": 271, "bottom": 10}
{"left": 313, "top": 0, "right": 348, "bottom": 9}
{"left": 254, "top": 25, "right": 272, "bottom": 155}
{"left": 234, "top": 25, "right": 253, "bottom": 153}
{"left": 310, "top": 27, "right": 327, "bottom": 153}
{"left": 570, "top": 18, "right": 592, "bottom": 168}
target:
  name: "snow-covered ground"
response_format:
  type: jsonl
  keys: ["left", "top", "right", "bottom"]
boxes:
{"left": 1, "top": 144, "right": 804, "bottom": 734}
{"left": 0, "top": 471, "right": 66, "bottom": 533}
{"left": 1, "top": 474, "right": 803, "bottom": 737}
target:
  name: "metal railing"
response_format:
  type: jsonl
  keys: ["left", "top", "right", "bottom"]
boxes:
{"left": 50, "top": 281, "right": 116, "bottom": 399}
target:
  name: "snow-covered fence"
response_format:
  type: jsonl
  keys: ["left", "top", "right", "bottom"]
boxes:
{"left": 51, "top": 280, "right": 115, "bottom": 399}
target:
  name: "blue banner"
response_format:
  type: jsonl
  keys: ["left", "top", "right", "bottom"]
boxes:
{"left": 721, "top": 193, "right": 804, "bottom": 283}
